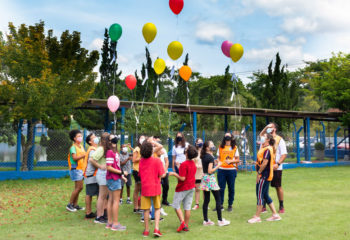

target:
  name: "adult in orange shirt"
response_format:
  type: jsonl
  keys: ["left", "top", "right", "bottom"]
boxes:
{"left": 216, "top": 132, "right": 240, "bottom": 212}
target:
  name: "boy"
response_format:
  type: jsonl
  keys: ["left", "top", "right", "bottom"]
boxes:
{"left": 66, "top": 129, "right": 86, "bottom": 212}
{"left": 169, "top": 145, "right": 198, "bottom": 232}
{"left": 139, "top": 141, "right": 166, "bottom": 237}
{"left": 84, "top": 133, "right": 99, "bottom": 218}
{"left": 120, "top": 143, "right": 133, "bottom": 204}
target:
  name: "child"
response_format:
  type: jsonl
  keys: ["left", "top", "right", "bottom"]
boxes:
{"left": 193, "top": 138, "right": 204, "bottom": 210}
{"left": 248, "top": 134, "right": 282, "bottom": 223}
{"left": 66, "top": 130, "right": 86, "bottom": 212}
{"left": 120, "top": 143, "right": 133, "bottom": 204}
{"left": 105, "top": 136, "right": 128, "bottom": 231}
{"left": 139, "top": 141, "right": 166, "bottom": 237}
{"left": 169, "top": 145, "right": 198, "bottom": 232}
{"left": 83, "top": 133, "right": 99, "bottom": 218}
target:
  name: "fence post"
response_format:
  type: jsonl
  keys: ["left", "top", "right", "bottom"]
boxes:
{"left": 193, "top": 112, "right": 197, "bottom": 144}
{"left": 252, "top": 114, "right": 257, "bottom": 161}
{"left": 320, "top": 121, "right": 326, "bottom": 146}
{"left": 306, "top": 117, "right": 311, "bottom": 162}
{"left": 168, "top": 137, "right": 173, "bottom": 170}
{"left": 130, "top": 135, "right": 134, "bottom": 148}
{"left": 334, "top": 126, "right": 341, "bottom": 163}
{"left": 243, "top": 125, "right": 250, "bottom": 166}
{"left": 16, "top": 120, "right": 23, "bottom": 172}
{"left": 296, "top": 126, "right": 304, "bottom": 164}
{"left": 316, "top": 130, "right": 319, "bottom": 142}
{"left": 104, "top": 109, "right": 110, "bottom": 132}
{"left": 121, "top": 107, "right": 125, "bottom": 147}
{"left": 28, "top": 122, "right": 36, "bottom": 171}
{"left": 202, "top": 130, "right": 205, "bottom": 142}
{"left": 83, "top": 129, "right": 87, "bottom": 149}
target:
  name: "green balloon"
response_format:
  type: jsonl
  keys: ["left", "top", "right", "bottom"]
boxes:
{"left": 109, "top": 23, "right": 122, "bottom": 42}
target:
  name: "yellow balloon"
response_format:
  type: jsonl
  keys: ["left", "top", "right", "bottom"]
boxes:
{"left": 230, "top": 43, "right": 244, "bottom": 62}
{"left": 153, "top": 58, "right": 166, "bottom": 75}
{"left": 142, "top": 23, "right": 157, "bottom": 44}
{"left": 167, "top": 41, "right": 183, "bottom": 60}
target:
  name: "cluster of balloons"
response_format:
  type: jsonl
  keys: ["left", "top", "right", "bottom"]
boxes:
{"left": 221, "top": 40, "right": 244, "bottom": 63}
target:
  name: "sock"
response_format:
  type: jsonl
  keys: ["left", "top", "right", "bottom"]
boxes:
{"left": 279, "top": 200, "right": 284, "bottom": 209}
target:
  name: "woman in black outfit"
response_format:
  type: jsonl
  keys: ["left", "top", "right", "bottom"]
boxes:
{"left": 200, "top": 141, "right": 230, "bottom": 226}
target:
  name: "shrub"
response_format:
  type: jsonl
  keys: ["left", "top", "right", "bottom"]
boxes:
{"left": 315, "top": 142, "right": 325, "bottom": 151}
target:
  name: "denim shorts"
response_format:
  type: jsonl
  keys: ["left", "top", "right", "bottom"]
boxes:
{"left": 69, "top": 169, "right": 83, "bottom": 181}
{"left": 107, "top": 179, "right": 122, "bottom": 191}
{"left": 96, "top": 169, "right": 107, "bottom": 186}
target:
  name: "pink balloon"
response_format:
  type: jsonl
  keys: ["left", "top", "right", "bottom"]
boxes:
{"left": 107, "top": 95, "right": 120, "bottom": 113}
{"left": 221, "top": 40, "right": 233, "bottom": 58}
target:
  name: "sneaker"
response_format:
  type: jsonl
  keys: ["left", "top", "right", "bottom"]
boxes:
{"left": 151, "top": 217, "right": 164, "bottom": 222}
{"left": 140, "top": 218, "right": 144, "bottom": 223}
{"left": 278, "top": 208, "right": 285, "bottom": 214}
{"left": 212, "top": 205, "right": 224, "bottom": 211}
{"left": 183, "top": 226, "right": 189, "bottom": 232}
{"left": 266, "top": 214, "right": 282, "bottom": 221}
{"left": 85, "top": 212, "right": 96, "bottom": 219}
{"left": 192, "top": 204, "right": 199, "bottom": 210}
{"left": 177, "top": 221, "right": 186, "bottom": 232}
{"left": 261, "top": 207, "right": 267, "bottom": 213}
{"left": 248, "top": 216, "right": 262, "bottom": 224}
{"left": 227, "top": 205, "right": 233, "bottom": 212}
{"left": 160, "top": 208, "right": 168, "bottom": 216}
{"left": 153, "top": 229, "right": 162, "bottom": 237}
{"left": 218, "top": 218, "right": 230, "bottom": 226}
{"left": 94, "top": 216, "right": 107, "bottom": 224}
{"left": 105, "top": 223, "right": 113, "bottom": 229}
{"left": 66, "top": 203, "right": 77, "bottom": 212}
{"left": 111, "top": 223, "right": 127, "bottom": 231}
{"left": 119, "top": 199, "right": 123, "bottom": 205}
{"left": 126, "top": 199, "right": 132, "bottom": 204}
{"left": 74, "top": 205, "right": 85, "bottom": 211}
{"left": 143, "top": 230, "right": 149, "bottom": 237}
{"left": 162, "top": 201, "right": 170, "bottom": 206}
{"left": 203, "top": 219, "right": 215, "bottom": 226}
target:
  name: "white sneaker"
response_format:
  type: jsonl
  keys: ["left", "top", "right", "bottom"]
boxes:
{"left": 203, "top": 219, "right": 215, "bottom": 226}
{"left": 266, "top": 214, "right": 282, "bottom": 221}
{"left": 160, "top": 208, "right": 168, "bottom": 216}
{"left": 218, "top": 218, "right": 230, "bottom": 226}
{"left": 248, "top": 216, "right": 262, "bottom": 224}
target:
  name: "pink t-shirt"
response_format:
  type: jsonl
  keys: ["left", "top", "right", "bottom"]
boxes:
{"left": 106, "top": 150, "right": 121, "bottom": 181}
{"left": 139, "top": 157, "right": 165, "bottom": 197}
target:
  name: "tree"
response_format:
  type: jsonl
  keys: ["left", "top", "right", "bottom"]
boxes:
{"left": 0, "top": 21, "right": 99, "bottom": 170}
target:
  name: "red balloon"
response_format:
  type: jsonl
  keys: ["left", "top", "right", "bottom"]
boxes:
{"left": 169, "top": 0, "right": 184, "bottom": 15}
{"left": 125, "top": 75, "right": 136, "bottom": 90}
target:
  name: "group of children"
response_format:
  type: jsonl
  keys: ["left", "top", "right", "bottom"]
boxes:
{"left": 66, "top": 126, "right": 284, "bottom": 237}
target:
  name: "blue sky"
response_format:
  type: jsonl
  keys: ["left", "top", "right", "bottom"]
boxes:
{"left": 1, "top": 0, "right": 350, "bottom": 83}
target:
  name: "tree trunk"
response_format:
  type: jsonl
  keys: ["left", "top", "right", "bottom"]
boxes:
{"left": 21, "top": 120, "right": 36, "bottom": 171}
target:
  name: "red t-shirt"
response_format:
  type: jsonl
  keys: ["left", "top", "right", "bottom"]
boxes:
{"left": 106, "top": 150, "right": 121, "bottom": 181}
{"left": 139, "top": 157, "right": 165, "bottom": 197}
{"left": 175, "top": 160, "right": 196, "bottom": 192}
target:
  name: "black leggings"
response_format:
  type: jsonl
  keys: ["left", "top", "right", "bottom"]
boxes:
{"left": 203, "top": 190, "right": 222, "bottom": 222}
{"left": 161, "top": 173, "right": 169, "bottom": 202}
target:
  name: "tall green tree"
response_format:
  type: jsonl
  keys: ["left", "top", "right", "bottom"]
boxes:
{"left": 0, "top": 21, "right": 99, "bottom": 170}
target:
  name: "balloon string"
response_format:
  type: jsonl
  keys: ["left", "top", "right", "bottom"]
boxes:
{"left": 186, "top": 81, "right": 193, "bottom": 134}
{"left": 113, "top": 113, "right": 117, "bottom": 135}
{"left": 112, "top": 42, "right": 117, "bottom": 96}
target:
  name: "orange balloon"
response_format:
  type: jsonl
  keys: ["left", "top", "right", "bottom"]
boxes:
{"left": 179, "top": 65, "right": 192, "bottom": 81}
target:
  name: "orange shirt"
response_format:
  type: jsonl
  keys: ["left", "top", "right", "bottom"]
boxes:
{"left": 218, "top": 145, "right": 238, "bottom": 169}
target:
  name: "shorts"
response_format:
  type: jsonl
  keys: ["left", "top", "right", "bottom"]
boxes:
{"left": 121, "top": 174, "right": 132, "bottom": 187}
{"left": 86, "top": 183, "right": 99, "bottom": 196}
{"left": 96, "top": 169, "right": 107, "bottom": 186}
{"left": 140, "top": 195, "right": 161, "bottom": 210}
{"left": 69, "top": 169, "right": 83, "bottom": 181}
{"left": 271, "top": 170, "right": 282, "bottom": 188}
{"left": 172, "top": 188, "right": 195, "bottom": 211}
{"left": 107, "top": 179, "right": 122, "bottom": 192}
{"left": 195, "top": 179, "right": 202, "bottom": 184}
{"left": 132, "top": 170, "right": 141, "bottom": 183}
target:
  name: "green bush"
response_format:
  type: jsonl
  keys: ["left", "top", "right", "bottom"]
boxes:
{"left": 315, "top": 142, "right": 325, "bottom": 151}
{"left": 289, "top": 152, "right": 296, "bottom": 158}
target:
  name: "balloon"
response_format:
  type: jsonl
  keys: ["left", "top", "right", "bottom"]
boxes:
{"left": 169, "top": 0, "right": 184, "bottom": 15}
{"left": 109, "top": 23, "right": 122, "bottom": 42}
{"left": 230, "top": 43, "right": 244, "bottom": 62}
{"left": 125, "top": 75, "right": 137, "bottom": 90}
{"left": 167, "top": 41, "right": 183, "bottom": 60}
{"left": 142, "top": 23, "right": 157, "bottom": 44}
{"left": 154, "top": 58, "right": 166, "bottom": 75}
{"left": 107, "top": 95, "right": 120, "bottom": 113}
{"left": 179, "top": 65, "right": 192, "bottom": 81}
{"left": 221, "top": 40, "right": 233, "bottom": 58}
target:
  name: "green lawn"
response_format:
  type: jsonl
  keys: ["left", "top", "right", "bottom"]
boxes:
{"left": 0, "top": 167, "right": 349, "bottom": 240}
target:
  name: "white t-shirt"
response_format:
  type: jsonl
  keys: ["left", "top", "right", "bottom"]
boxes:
{"left": 276, "top": 138, "right": 287, "bottom": 170}
{"left": 172, "top": 142, "right": 189, "bottom": 165}
{"left": 159, "top": 148, "right": 168, "bottom": 173}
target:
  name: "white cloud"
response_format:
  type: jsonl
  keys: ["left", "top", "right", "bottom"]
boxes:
{"left": 282, "top": 17, "right": 318, "bottom": 34}
{"left": 195, "top": 22, "right": 232, "bottom": 44}
{"left": 89, "top": 38, "right": 103, "bottom": 50}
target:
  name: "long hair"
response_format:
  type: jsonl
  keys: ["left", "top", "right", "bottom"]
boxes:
{"left": 200, "top": 141, "right": 211, "bottom": 159}
{"left": 220, "top": 132, "right": 236, "bottom": 149}
{"left": 100, "top": 132, "right": 111, "bottom": 156}
{"left": 266, "top": 133, "right": 276, "bottom": 146}
{"left": 175, "top": 132, "right": 186, "bottom": 148}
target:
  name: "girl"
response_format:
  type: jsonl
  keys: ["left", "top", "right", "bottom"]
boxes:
{"left": 105, "top": 135, "right": 127, "bottom": 231}
{"left": 217, "top": 132, "right": 240, "bottom": 212}
{"left": 201, "top": 141, "right": 230, "bottom": 226}
{"left": 248, "top": 134, "right": 281, "bottom": 223}
{"left": 192, "top": 138, "right": 203, "bottom": 210}
{"left": 132, "top": 135, "right": 146, "bottom": 213}
{"left": 172, "top": 132, "right": 188, "bottom": 173}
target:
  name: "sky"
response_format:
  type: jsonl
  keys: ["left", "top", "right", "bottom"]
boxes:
{"left": 1, "top": 0, "right": 350, "bottom": 84}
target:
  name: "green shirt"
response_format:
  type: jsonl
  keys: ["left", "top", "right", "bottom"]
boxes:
{"left": 92, "top": 146, "right": 106, "bottom": 165}
{"left": 69, "top": 145, "right": 77, "bottom": 166}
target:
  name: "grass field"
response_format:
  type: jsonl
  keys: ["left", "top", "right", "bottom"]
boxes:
{"left": 0, "top": 167, "right": 349, "bottom": 240}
